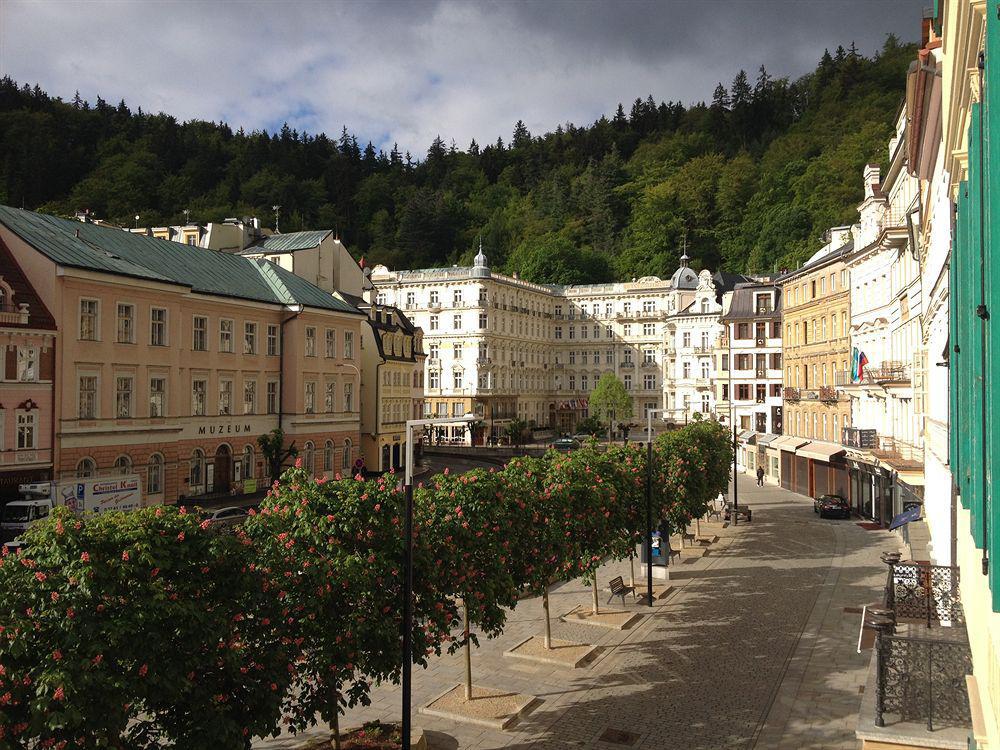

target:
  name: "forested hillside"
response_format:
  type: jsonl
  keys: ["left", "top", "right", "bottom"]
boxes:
{"left": 0, "top": 37, "right": 913, "bottom": 283}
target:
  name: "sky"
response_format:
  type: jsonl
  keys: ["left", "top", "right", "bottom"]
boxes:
{"left": 0, "top": 0, "right": 924, "bottom": 155}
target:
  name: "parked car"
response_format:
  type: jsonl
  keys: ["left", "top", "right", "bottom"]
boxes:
{"left": 550, "top": 438, "right": 581, "bottom": 452}
{"left": 202, "top": 506, "right": 250, "bottom": 526}
{"left": 572, "top": 433, "right": 597, "bottom": 442}
{"left": 814, "top": 494, "right": 850, "bottom": 519}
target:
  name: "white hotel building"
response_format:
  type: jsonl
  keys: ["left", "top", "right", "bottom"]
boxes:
{"left": 371, "top": 249, "right": 751, "bottom": 441}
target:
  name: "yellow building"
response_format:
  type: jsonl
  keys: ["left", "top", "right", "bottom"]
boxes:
{"left": 776, "top": 228, "right": 853, "bottom": 498}
{"left": 353, "top": 298, "right": 425, "bottom": 472}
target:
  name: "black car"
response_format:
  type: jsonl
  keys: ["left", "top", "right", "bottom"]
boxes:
{"left": 814, "top": 494, "right": 850, "bottom": 519}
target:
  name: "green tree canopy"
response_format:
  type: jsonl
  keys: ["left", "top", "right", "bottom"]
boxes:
{"left": 589, "top": 372, "right": 633, "bottom": 425}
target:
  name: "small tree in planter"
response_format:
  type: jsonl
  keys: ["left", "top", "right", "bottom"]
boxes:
{"left": 544, "top": 445, "right": 632, "bottom": 617}
{"left": 493, "top": 455, "right": 567, "bottom": 649}
{"left": 245, "top": 465, "right": 451, "bottom": 748}
{"left": 415, "top": 467, "right": 523, "bottom": 699}
{"left": 0, "top": 505, "right": 294, "bottom": 748}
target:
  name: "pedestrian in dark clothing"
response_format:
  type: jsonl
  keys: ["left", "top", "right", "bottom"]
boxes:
{"left": 756, "top": 466, "right": 765, "bottom": 486}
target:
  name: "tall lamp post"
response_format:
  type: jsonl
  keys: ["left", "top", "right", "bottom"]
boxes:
{"left": 645, "top": 408, "right": 667, "bottom": 605}
{"left": 402, "top": 413, "right": 477, "bottom": 750}
{"left": 727, "top": 321, "right": 738, "bottom": 526}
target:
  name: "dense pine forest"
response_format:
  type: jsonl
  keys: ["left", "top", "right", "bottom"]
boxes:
{"left": 0, "top": 37, "right": 913, "bottom": 283}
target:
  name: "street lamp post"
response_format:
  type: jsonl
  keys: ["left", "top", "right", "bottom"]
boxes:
{"left": 402, "top": 414, "right": 477, "bottom": 750}
{"left": 645, "top": 408, "right": 667, "bottom": 606}
{"left": 728, "top": 321, "right": 738, "bottom": 526}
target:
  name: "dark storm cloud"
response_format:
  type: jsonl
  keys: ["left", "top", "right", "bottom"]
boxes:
{"left": 0, "top": 0, "right": 924, "bottom": 153}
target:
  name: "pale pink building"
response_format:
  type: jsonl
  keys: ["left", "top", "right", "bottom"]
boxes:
{"left": 0, "top": 206, "right": 364, "bottom": 506}
{"left": 0, "top": 236, "right": 56, "bottom": 503}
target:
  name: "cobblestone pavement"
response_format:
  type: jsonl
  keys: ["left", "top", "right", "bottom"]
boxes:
{"left": 256, "top": 476, "right": 901, "bottom": 750}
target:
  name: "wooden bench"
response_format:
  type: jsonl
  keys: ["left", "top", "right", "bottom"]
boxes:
{"left": 607, "top": 575, "right": 636, "bottom": 605}
{"left": 706, "top": 503, "right": 722, "bottom": 522}
{"left": 681, "top": 528, "right": 696, "bottom": 547}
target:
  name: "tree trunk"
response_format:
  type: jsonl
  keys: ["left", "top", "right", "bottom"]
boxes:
{"left": 591, "top": 577, "right": 599, "bottom": 615}
{"left": 463, "top": 600, "right": 473, "bottom": 700}
{"left": 542, "top": 585, "right": 552, "bottom": 649}
{"left": 696, "top": 517, "right": 701, "bottom": 538}
{"left": 331, "top": 681, "right": 341, "bottom": 750}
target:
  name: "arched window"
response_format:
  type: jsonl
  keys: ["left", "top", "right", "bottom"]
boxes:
{"left": 113, "top": 455, "right": 132, "bottom": 475}
{"left": 77, "top": 457, "right": 97, "bottom": 478}
{"left": 190, "top": 449, "right": 205, "bottom": 489}
{"left": 303, "top": 441, "right": 315, "bottom": 476}
{"left": 147, "top": 454, "right": 163, "bottom": 495}
{"left": 242, "top": 445, "right": 254, "bottom": 480}
{"left": 324, "top": 440, "right": 334, "bottom": 472}
{"left": 342, "top": 439, "right": 352, "bottom": 470}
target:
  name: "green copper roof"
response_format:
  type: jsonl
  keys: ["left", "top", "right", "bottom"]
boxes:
{"left": 252, "top": 230, "right": 331, "bottom": 253}
{"left": 0, "top": 206, "right": 361, "bottom": 315}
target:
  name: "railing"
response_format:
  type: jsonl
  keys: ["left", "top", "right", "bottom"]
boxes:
{"left": 619, "top": 362, "right": 634, "bottom": 369}
{"left": 875, "top": 631, "right": 971, "bottom": 731}
{"left": 819, "top": 385, "right": 840, "bottom": 403}
{"left": 783, "top": 387, "right": 801, "bottom": 402}
{"left": 873, "top": 437, "right": 923, "bottom": 468}
{"left": 641, "top": 360, "right": 658, "bottom": 368}
{"left": 843, "top": 426, "right": 878, "bottom": 449}
{"left": 836, "top": 363, "right": 911, "bottom": 386}
{"left": 885, "top": 562, "right": 964, "bottom": 627}
{"left": 693, "top": 345, "right": 714, "bottom": 354}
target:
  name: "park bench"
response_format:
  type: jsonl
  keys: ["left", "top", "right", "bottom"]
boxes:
{"left": 607, "top": 575, "right": 636, "bottom": 605}
{"left": 681, "top": 527, "right": 696, "bottom": 547}
{"left": 706, "top": 501, "right": 722, "bottom": 522}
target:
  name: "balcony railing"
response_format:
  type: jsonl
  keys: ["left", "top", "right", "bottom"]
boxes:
{"left": 836, "top": 363, "right": 911, "bottom": 387}
{"left": 693, "top": 345, "right": 714, "bottom": 354}
{"left": 885, "top": 562, "right": 964, "bottom": 627}
{"left": 783, "top": 387, "right": 801, "bottom": 402}
{"left": 875, "top": 631, "right": 972, "bottom": 731}
{"left": 819, "top": 385, "right": 840, "bottom": 403}
{"left": 872, "top": 437, "right": 923, "bottom": 469}
{"left": 867, "top": 558, "right": 972, "bottom": 732}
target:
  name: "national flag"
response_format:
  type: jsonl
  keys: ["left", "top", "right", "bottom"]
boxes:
{"left": 858, "top": 351, "right": 869, "bottom": 381}
{"left": 851, "top": 347, "right": 860, "bottom": 382}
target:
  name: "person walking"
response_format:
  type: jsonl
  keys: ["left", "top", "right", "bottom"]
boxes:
{"left": 756, "top": 466, "right": 765, "bottom": 486}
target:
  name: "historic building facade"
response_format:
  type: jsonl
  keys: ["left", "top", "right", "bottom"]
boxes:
{"left": 354, "top": 298, "right": 425, "bottom": 472}
{"left": 842, "top": 113, "right": 925, "bottom": 523}
{"left": 0, "top": 206, "right": 364, "bottom": 506}
{"left": 905, "top": 3, "right": 1000, "bottom": 745}
{"left": 0, "top": 239, "right": 57, "bottom": 503}
{"left": 717, "top": 281, "right": 783, "bottom": 477}
{"left": 775, "top": 229, "right": 853, "bottom": 497}
{"left": 370, "top": 249, "right": 713, "bottom": 438}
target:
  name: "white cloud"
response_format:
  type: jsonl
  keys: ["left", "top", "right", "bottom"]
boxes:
{"left": 0, "top": 0, "right": 922, "bottom": 155}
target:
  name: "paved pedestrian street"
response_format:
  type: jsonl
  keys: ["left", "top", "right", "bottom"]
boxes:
{"left": 256, "top": 476, "right": 901, "bottom": 750}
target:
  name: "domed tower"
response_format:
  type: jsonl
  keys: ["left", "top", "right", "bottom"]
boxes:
{"left": 670, "top": 247, "right": 698, "bottom": 289}
{"left": 471, "top": 238, "right": 491, "bottom": 279}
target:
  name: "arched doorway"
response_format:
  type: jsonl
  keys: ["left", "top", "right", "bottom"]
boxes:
{"left": 381, "top": 444, "right": 391, "bottom": 472}
{"left": 214, "top": 445, "right": 232, "bottom": 494}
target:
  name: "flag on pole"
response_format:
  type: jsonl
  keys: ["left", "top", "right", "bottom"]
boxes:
{"left": 851, "top": 347, "right": 860, "bottom": 382}
{"left": 858, "top": 351, "right": 869, "bottom": 381}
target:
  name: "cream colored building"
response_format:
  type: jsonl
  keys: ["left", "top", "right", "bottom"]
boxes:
{"left": 903, "top": 2, "right": 999, "bottom": 747}
{"left": 370, "top": 249, "right": 721, "bottom": 439}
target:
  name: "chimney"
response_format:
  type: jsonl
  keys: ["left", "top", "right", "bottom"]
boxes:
{"left": 863, "top": 163, "right": 881, "bottom": 199}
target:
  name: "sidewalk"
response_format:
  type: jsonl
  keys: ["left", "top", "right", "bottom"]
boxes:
{"left": 256, "top": 476, "right": 900, "bottom": 750}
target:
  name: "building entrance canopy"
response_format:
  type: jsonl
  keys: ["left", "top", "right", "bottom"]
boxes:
{"left": 795, "top": 441, "right": 847, "bottom": 462}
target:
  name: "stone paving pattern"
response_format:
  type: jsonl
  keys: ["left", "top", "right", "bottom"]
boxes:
{"left": 256, "top": 476, "right": 901, "bottom": 750}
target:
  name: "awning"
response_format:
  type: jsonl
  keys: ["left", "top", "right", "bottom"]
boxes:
{"left": 738, "top": 430, "right": 756, "bottom": 444}
{"left": 795, "top": 441, "right": 846, "bottom": 462}
{"left": 771, "top": 436, "right": 809, "bottom": 452}
{"left": 755, "top": 433, "right": 779, "bottom": 446}
{"left": 889, "top": 505, "right": 922, "bottom": 530}
{"left": 896, "top": 470, "right": 925, "bottom": 487}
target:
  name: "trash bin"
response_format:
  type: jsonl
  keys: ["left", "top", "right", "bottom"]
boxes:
{"left": 641, "top": 531, "right": 667, "bottom": 567}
